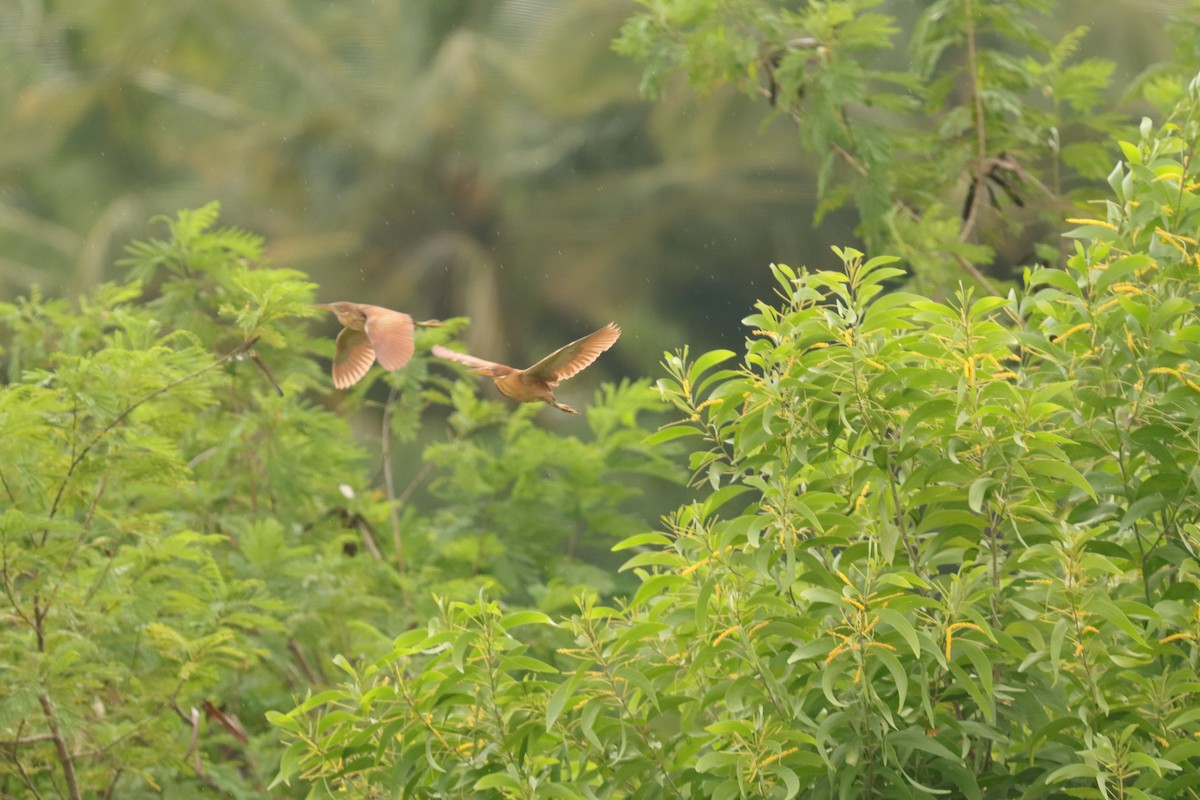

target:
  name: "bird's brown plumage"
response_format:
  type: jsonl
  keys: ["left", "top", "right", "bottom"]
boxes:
{"left": 432, "top": 322, "right": 620, "bottom": 413}
{"left": 313, "top": 302, "right": 416, "bottom": 389}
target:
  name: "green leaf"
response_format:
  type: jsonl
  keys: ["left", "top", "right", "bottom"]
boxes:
{"left": 474, "top": 772, "right": 524, "bottom": 791}
{"left": 499, "top": 610, "right": 554, "bottom": 630}
{"left": 877, "top": 608, "right": 922, "bottom": 658}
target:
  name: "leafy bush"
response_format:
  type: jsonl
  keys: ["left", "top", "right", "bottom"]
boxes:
{"left": 271, "top": 87, "right": 1200, "bottom": 798}
{"left": 0, "top": 204, "right": 673, "bottom": 797}
{"left": 616, "top": 0, "right": 1132, "bottom": 292}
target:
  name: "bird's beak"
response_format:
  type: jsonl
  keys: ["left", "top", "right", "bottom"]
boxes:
{"left": 470, "top": 367, "right": 490, "bottom": 375}
{"left": 415, "top": 319, "right": 444, "bottom": 328}
{"left": 310, "top": 304, "right": 333, "bottom": 311}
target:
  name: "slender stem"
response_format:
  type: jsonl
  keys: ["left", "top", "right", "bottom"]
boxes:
{"left": 380, "top": 385, "right": 407, "bottom": 576}
{"left": 287, "top": 638, "right": 322, "bottom": 686}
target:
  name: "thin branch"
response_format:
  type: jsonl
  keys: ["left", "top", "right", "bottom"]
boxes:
{"left": 101, "top": 768, "right": 123, "bottom": 800}
{"left": 380, "top": 384, "right": 407, "bottom": 577}
{"left": 11, "top": 747, "right": 45, "bottom": 800}
{"left": 0, "top": 733, "right": 56, "bottom": 746}
{"left": 352, "top": 514, "right": 383, "bottom": 561}
{"left": 0, "top": 467, "right": 18, "bottom": 508}
{"left": 174, "top": 704, "right": 222, "bottom": 794}
{"left": 249, "top": 350, "right": 284, "bottom": 397}
{"left": 287, "top": 638, "right": 321, "bottom": 686}
{"left": 38, "top": 691, "right": 81, "bottom": 800}
{"left": 958, "top": 0, "right": 990, "bottom": 244}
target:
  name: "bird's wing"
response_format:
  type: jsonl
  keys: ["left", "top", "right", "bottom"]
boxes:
{"left": 431, "top": 344, "right": 504, "bottom": 371}
{"left": 332, "top": 327, "right": 376, "bottom": 389}
{"left": 363, "top": 308, "right": 415, "bottom": 370}
{"left": 525, "top": 323, "right": 621, "bottom": 383}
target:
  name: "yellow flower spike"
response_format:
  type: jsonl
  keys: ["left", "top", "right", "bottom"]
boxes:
{"left": 695, "top": 398, "right": 723, "bottom": 413}
{"left": 866, "top": 641, "right": 897, "bottom": 652}
{"left": 806, "top": 341, "right": 831, "bottom": 352}
{"left": 835, "top": 570, "right": 852, "bottom": 586}
{"left": 842, "top": 596, "right": 867, "bottom": 611}
{"left": 747, "top": 620, "right": 771, "bottom": 637}
{"left": 1052, "top": 322, "right": 1092, "bottom": 344}
{"left": 1159, "top": 632, "right": 1195, "bottom": 644}
{"left": 1149, "top": 366, "right": 1180, "bottom": 378}
{"left": 456, "top": 742, "right": 475, "bottom": 754}
{"left": 854, "top": 483, "right": 871, "bottom": 512}
{"left": 825, "top": 644, "right": 849, "bottom": 664}
{"left": 1110, "top": 283, "right": 1145, "bottom": 295}
{"left": 854, "top": 664, "right": 863, "bottom": 684}
{"left": 1187, "top": 380, "right": 1200, "bottom": 394}
{"left": 944, "top": 622, "right": 983, "bottom": 659}
{"left": 756, "top": 747, "right": 800, "bottom": 769}
{"left": 681, "top": 558, "right": 710, "bottom": 577}
{"left": 992, "top": 371, "right": 1018, "bottom": 380}
{"left": 865, "top": 359, "right": 886, "bottom": 370}
{"left": 1066, "top": 218, "right": 1119, "bottom": 231}
{"left": 1093, "top": 298, "right": 1121, "bottom": 315}
{"left": 714, "top": 625, "right": 741, "bottom": 646}
{"left": 1081, "top": 625, "right": 1099, "bottom": 635}
{"left": 1074, "top": 641, "right": 1085, "bottom": 657}
{"left": 973, "top": 353, "right": 1003, "bottom": 369}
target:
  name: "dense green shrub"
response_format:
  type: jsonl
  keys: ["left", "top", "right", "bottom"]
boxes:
{"left": 0, "top": 205, "right": 673, "bottom": 797}
{"left": 270, "top": 87, "right": 1200, "bottom": 798}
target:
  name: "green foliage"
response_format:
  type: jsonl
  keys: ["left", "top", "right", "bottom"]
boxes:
{"left": 272, "top": 89, "right": 1200, "bottom": 798}
{"left": 615, "top": 0, "right": 1130, "bottom": 291}
{"left": 0, "top": 203, "right": 674, "bottom": 797}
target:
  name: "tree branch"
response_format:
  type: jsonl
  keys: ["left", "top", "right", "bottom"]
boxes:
{"left": 38, "top": 691, "right": 81, "bottom": 800}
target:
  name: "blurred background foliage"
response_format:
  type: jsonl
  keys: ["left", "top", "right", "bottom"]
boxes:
{"left": 2, "top": 0, "right": 1197, "bottom": 372}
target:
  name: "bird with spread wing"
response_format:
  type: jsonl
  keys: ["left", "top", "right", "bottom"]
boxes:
{"left": 432, "top": 323, "right": 620, "bottom": 413}
{"left": 313, "top": 302, "right": 440, "bottom": 389}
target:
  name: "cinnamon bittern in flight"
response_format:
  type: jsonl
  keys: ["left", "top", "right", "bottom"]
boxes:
{"left": 313, "top": 302, "right": 439, "bottom": 389}
{"left": 432, "top": 323, "right": 620, "bottom": 414}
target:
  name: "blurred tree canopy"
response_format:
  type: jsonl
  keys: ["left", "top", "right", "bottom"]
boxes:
{"left": 4, "top": 0, "right": 1200, "bottom": 797}
{"left": 1, "top": 0, "right": 1195, "bottom": 370}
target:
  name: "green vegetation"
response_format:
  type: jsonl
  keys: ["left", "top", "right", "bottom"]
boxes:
{"left": 268, "top": 92, "right": 1200, "bottom": 797}
{"left": 4, "top": 2, "right": 1200, "bottom": 799}
{"left": 0, "top": 204, "right": 673, "bottom": 797}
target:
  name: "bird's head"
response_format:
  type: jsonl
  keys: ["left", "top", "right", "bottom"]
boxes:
{"left": 312, "top": 302, "right": 367, "bottom": 329}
